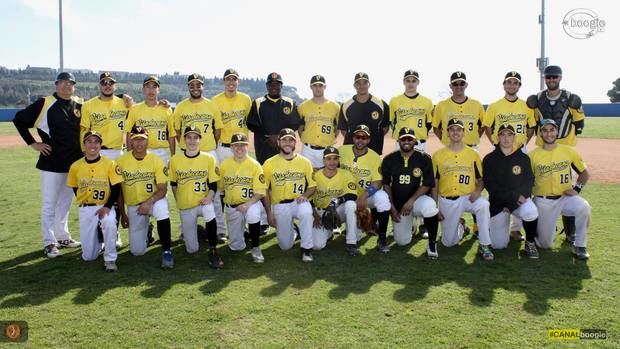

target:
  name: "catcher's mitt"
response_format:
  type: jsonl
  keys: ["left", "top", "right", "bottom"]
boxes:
{"left": 321, "top": 203, "right": 341, "bottom": 230}
{"left": 356, "top": 208, "right": 375, "bottom": 232}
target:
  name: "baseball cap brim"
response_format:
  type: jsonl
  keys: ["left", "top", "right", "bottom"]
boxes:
{"left": 450, "top": 78, "right": 466, "bottom": 84}
{"left": 130, "top": 134, "right": 149, "bottom": 139}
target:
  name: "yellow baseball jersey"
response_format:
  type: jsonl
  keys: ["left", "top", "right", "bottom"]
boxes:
{"left": 389, "top": 93, "right": 433, "bottom": 141}
{"left": 534, "top": 107, "right": 585, "bottom": 146}
{"left": 116, "top": 152, "right": 168, "bottom": 206}
{"left": 173, "top": 97, "right": 223, "bottom": 151}
{"left": 312, "top": 169, "right": 358, "bottom": 209}
{"left": 126, "top": 102, "right": 175, "bottom": 149}
{"left": 263, "top": 154, "right": 316, "bottom": 204}
{"left": 219, "top": 156, "right": 267, "bottom": 205}
{"left": 298, "top": 99, "right": 340, "bottom": 147}
{"left": 484, "top": 97, "right": 536, "bottom": 148}
{"left": 529, "top": 144, "right": 587, "bottom": 196}
{"left": 338, "top": 145, "right": 382, "bottom": 195}
{"left": 67, "top": 156, "right": 123, "bottom": 205}
{"left": 432, "top": 146, "right": 482, "bottom": 197}
{"left": 80, "top": 96, "right": 128, "bottom": 150}
{"left": 432, "top": 97, "right": 485, "bottom": 146}
{"left": 169, "top": 151, "right": 220, "bottom": 210}
{"left": 211, "top": 92, "right": 252, "bottom": 144}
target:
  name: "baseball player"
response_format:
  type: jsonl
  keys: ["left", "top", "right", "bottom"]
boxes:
{"left": 125, "top": 75, "right": 176, "bottom": 164}
{"left": 262, "top": 128, "right": 316, "bottom": 262}
{"left": 13, "top": 72, "right": 83, "bottom": 258}
{"left": 169, "top": 126, "right": 223, "bottom": 269}
{"left": 527, "top": 65, "right": 586, "bottom": 244}
{"left": 173, "top": 73, "right": 226, "bottom": 242}
{"left": 212, "top": 69, "right": 252, "bottom": 162}
{"left": 298, "top": 75, "right": 341, "bottom": 169}
{"left": 431, "top": 119, "right": 494, "bottom": 261}
{"left": 382, "top": 127, "right": 440, "bottom": 258}
{"left": 247, "top": 72, "right": 301, "bottom": 164}
{"left": 339, "top": 125, "right": 392, "bottom": 253}
{"left": 219, "top": 133, "right": 267, "bottom": 263}
{"left": 311, "top": 146, "right": 360, "bottom": 255}
{"left": 338, "top": 72, "right": 390, "bottom": 155}
{"left": 389, "top": 70, "right": 433, "bottom": 153}
{"left": 529, "top": 119, "right": 591, "bottom": 260}
{"left": 116, "top": 125, "right": 174, "bottom": 269}
{"left": 482, "top": 125, "right": 539, "bottom": 258}
{"left": 67, "top": 131, "right": 123, "bottom": 271}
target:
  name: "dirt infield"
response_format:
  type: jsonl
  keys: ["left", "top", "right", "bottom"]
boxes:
{"left": 1, "top": 133, "right": 618, "bottom": 184}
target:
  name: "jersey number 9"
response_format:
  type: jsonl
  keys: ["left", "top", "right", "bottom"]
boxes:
{"left": 146, "top": 183, "right": 154, "bottom": 193}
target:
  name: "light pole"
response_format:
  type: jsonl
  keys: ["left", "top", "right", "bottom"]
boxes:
{"left": 536, "top": 0, "right": 548, "bottom": 90}
{"left": 59, "top": 0, "right": 64, "bottom": 72}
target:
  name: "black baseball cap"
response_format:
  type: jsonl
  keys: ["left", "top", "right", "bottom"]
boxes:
{"left": 83, "top": 131, "right": 103, "bottom": 143}
{"left": 143, "top": 75, "right": 160, "bottom": 87}
{"left": 230, "top": 133, "right": 249, "bottom": 145}
{"left": 353, "top": 124, "right": 371, "bottom": 136}
{"left": 278, "top": 128, "right": 296, "bottom": 140}
{"left": 323, "top": 146, "right": 339, "bottom": 158}
{"left": 267, "top": 72, "right": 283, "bottom": 84}
{"left": 55, "top": 72, "right": 76, "bottom": 84}
{"left": 310, "top": 75, "right": 326, "bottom": 85}
{"left": 450, "top": 71, "right": 467, "bottom": 83}
{"left": 543, "top": 65, "right": 562, "bottom": 77}
{"left": 540, "top": 119, "right": 559, "bottom": 129}
{"left": 130, "top": 125, "right": 149, "bottom": 139}
{"left": 354, "top": 72, "right": 369, "bottom": 83}
{"left": 504, "top": 71, "right": 521, "bottom": 83}
{"left": 447, "top": 118, "right": 465, "bottom": 129}
{"left": 398, "top": 127, "right": 417, "bottom": 139}
{"left": 187, "top": 73, "right": 204, "bottom": 84}
{"left": 403, "top": 70, "right": 420, "bottom": 80}
{"left": 224, "top": 68, "right": 239, "bottom": 79}
{"left": 183, "top": 125, "right": 202, "bottom": 137}
{"left": 99, "top": 72, "right": 116, "bottom": 83}
{"left": 497, "top": 124, "right": 516, "bottom": 135}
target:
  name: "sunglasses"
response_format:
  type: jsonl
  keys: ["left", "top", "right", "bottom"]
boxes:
{"left": 545, "top": 75, "right": 559, "bottom": 80}
{"left": 399, "top": 137, "right": 415, "bottom": 142}
{"left": 354, "top": 135, "right": 369, "bottom": 140}
{"left": 100, "top": 80, "right": 115, "bottom": 86}
{"left": 451, "top": 81, "right": 466, "bottom": 87}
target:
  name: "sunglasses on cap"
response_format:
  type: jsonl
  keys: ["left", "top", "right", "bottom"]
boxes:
{"left": 451, "top": 81, "right": 466, "bottom": 87}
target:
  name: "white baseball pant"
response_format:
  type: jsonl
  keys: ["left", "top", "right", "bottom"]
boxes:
{"left": 179, "top": 204, "right": 216, "bottom": 254}
{"left": 79, "top": 205, "right": 117, "bottom": 262}
{"left": 367, "top": 189, "right": 391, "bottom": 212}
{"left": 127, "top": 198, "right": 169, "bottom": 256}
{"left": 534, "top": 195, "right": 591, "bottom": 249}
{"left": 150, "top": 148, "right": 170, "bottom": 165}
{"left": 312, "top": 200, "right": 360, "bottom": 249}
{"left": 489, "top": 199, "right": 538, "bottom": 249}
{"left": 225, "top": 202, "right": 262, "bottom": 251}
{"left": 438, "top": 195, "right": 491, "bottom": 247}
{"left": 216, "top": 144, "right": 233, "bottom": 162}
{"left": 393, "top": 196, "right": 439, "bottom": 246}
{"left": 273, "top": 201, "right": 313, "bottom": 250}
{"left": 205, "top": 149, "right": 226, "bottom": 237}
{"left": 100, "top": 149, "right": 122, "bottom": 160}
{"left": 301, "top": 144, "right": 326, "bottom": 169}
{"left": 40, "top": 170, "right": 73, "bottom": 247}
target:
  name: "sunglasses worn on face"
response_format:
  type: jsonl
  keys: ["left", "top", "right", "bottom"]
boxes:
{"left": 545, "top": 75, "right": 559, "bottom": 80}
{"left": 451, "top": 82, "right": 466, "bottom": 87}
{"left": 100, "top": 81, "right": 115, "bottom": 86}
{"left": 354, "top": 135, "right": 369, "bottom": 140}
{"left": 399, "top": 137, "right": 415, "bottom": 142}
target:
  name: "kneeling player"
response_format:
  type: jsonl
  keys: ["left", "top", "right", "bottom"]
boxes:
{"left": 67, "top": 131, "right": 123, "bottom": 271}
{"left": 311, "top": 147, "right": 360, "bottom": 255}
{"left": 169, "top": 126, "right": 223, "bottom": 268}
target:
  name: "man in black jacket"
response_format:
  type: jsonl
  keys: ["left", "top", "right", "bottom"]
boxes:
{"left": 482, "top": 124, "right": 539, "bottom": 259}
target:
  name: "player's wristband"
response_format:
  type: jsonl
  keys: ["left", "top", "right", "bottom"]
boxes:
{"left": 366, "top": 186, "right": 378, "bottom": 197}
{"left": 573, "top": 183, "right": 583, "bottom": 193}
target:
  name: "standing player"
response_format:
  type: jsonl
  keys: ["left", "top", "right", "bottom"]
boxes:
{"left": 125, "top": 75, "right": 176, "bottom": 164}
{"left": 117, "top": 126, "right": 174, "bottom": 269}
{"left": 298, "top": 75, "right": 341, "bottom": 169}
{"left": 482, "top": 125, "right": 539, "bottom": 259}
{"left": 13, "top": 72, "right": 83, "bottom": 257}
{"left": 247, "top": 72, "right": 301, "bottom": 164}
{"left": 169, "top": 126, "right": 223, "bottom": 269}
{"left": 527, "top": 65, "right": 586, "bottom": 244}
{"left": 389, "top": 70, "right": 433, "bottom": 153}
{"left": 212, "top": 69, "right": 252, "bottom": 162}
{"left": 262, "top": 129, "right": 316, "bottom": 262}
{"left": 311, "top": 147, "right": 360, "bottom": 255}
{"left": 431, "top": 119, "right": 494, "bottom": 261}
{"left": 219, "top": 133, "right": 267, "bottom": 263}
{"left": 338, "top": 72, "right": 390, "bottom": 155}
{"left": 529, "top": 119, "right": 591, "bottom": 259}
{"left": 339, "top": 125, "right": 392, "bottom": 252}
{"left": 382, "top": 127, "right": 440, "bottom": 258}
{"left": 67, "top": 131, "right": 123, "bottom": 271}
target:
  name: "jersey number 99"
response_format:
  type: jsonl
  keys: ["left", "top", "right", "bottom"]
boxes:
{"left": 399, "top": 174, "right": 411, "bottom": 184}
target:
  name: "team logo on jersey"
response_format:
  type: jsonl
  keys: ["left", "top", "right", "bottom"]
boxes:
{"left": 215, "top": 166, "right": 220, "bottom": 176}
{"left": 512, "top": 165, "right": 522, "bottom": 175}
{"left": 74, "top": 108, "right": 81, "bottom": 118}
{"left": 163, "top": 166, "right": 169, "bottom": 177}
{"left": 371, "top": 111, "right": 380, "bottom": 120}
{"left": 259, "top": 174, "right": 265, "bottom": 184}
{"left": 348, "top": 182, "right": 356, "bottom": 190}
{"left": 115, "top": 165, "right": 122, "bottom": 176}
{"left": 283, "top": 107, "right": 291, "bottom": 115}
{"left": 413, "top": 168, "right": 422, "bottom": 177}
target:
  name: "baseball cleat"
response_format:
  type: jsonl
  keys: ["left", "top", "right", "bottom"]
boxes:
{"left": 57, "top": 238, "right": 81, "bottom": 248}
{"left": 44, "top": 244, "right": 61, "bottom": 258}
{"left": 418, "top": 225, "right": 429, "bottom": 239}
{"left": 346, "top": 244, "right": 361, "bottom": 257}
{"left": 426, "top": 241, "right": 439, "bottom": 259}
{"left": 161, "top": 250, "right": 174, "bottom": 269}
{"left": 217, "top": 233, "right": 228, "bottom": 243}
{"left": 104, "top": 261, "right": 118, "bottom": 272}
{"left": 208, "top": 249, "right": 224, "bottom": 269}
{"left": 260, "top": 224, "right": 270, "bottom": 236}
{"left": 572, "top": 246, "right": 590, "bottom": 260}
{"left": 524, "top": 241, "right": 539, "bottom": 259}
{"left": 301, "top": 249, "right": 314, "bottom": 262}
{"left": 478, "top": 244, "right": 494, "bottom": 261}
{"left": 376, "top": 240, "right": 390, "bottom": 253}
{"left": 251, "top": 247, "right": 265, "bottom": 264}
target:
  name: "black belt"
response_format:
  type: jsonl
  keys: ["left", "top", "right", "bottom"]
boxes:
{"left": 79, "top": 203, "right": 97, "bottom": 207}
{"left": 225, "top": 203, "right": 242, "bottom": 208}
{"left": 467, "top": 144, "right": 477, "bottom": 147}
{"left": 221, "top": 143, "right": 231, "bottom": 148}
{"left": 305, "top": 143, "right": 326, "bottom": 150}
{"left": 278, "top": 199, "right": 294, "bottom": 204}
{"left": 536, "top": 195, "right": 562, "bottom": 200}
{"left": 443, "top": 196, "right": 460, "bottom": 201}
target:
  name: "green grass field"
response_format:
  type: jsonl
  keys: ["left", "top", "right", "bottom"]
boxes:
{"left": 0, "top": 148, "right": 618, "bottom": 348}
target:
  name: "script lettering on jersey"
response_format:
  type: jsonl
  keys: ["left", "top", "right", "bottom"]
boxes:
{"left": 271, "top": 170, "right": 306, "bottom": 185}
{"left": 341, "top": 164, "right": 371, "bottom": 179}
{"left": 536, "top": 160, "right": 570, "bottom": 177}
{"left": 223, "top": 176, "right": 252, "bottom": 187}
{"left": 135, "top": 119, "right": 167, "bottom": 128}
{"left": 121, "top": 170, "right": 155, "bottom": 186}
{"left": 78, "top": 178, "right": 108, "bottom": 190}
{"left": 495, "top": 112, "right": 528, "bottom": 124}
{"left": 442, "top": 165, "right": 472, "bottom": 174}
{"left": 315, "top": 187, "right": 344, "bottom": 203}
{"left": 221, "top": 110, "right": 247, "bottom": 124}
{"left": 446, "top": 112, "right": 476, "bottom": 124}
{"left": 305, "top": 114, "right": 335, "bottom": 123}
{"left": 180, "top": 112, "right": 213, "bottom": 123}
{"left": 395, "top": 107, "right": 425, "bottom": 121}
{"left": 174, "top": 169, "right": 209, "bottom": 185}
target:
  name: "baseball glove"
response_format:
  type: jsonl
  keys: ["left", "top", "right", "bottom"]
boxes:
{"left": 356, "top": 208, "right": 375, "bottom": 232}
{"left": 321, "top": 203, "right": 341, "bottom": 230}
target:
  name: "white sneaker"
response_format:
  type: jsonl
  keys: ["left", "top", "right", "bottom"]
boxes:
{"left": 426, "top": 241, "right": 439, "bottom": 259}
{"left": 44, "top": 244, "right": 61, "bottom": 258}
{"left": 301, "top": 249, "right": 314, "bottom": 262}
{"left": 57, "top": 238, "right": 81, "bottom": 248}
{"left": 251, "top": 247, "right": 265, "bottom": 263}
{"left": 104, "top": 261, "right": 118, "bottom": 272}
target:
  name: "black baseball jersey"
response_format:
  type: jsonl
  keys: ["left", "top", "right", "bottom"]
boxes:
{"left": 247, "top": 95, "right": 301, "bottom": 164}
{"left": 381, "top": 150, "right": 435, "bottom": 211}
{"left": 338, "top": 94, "right": 390, "bottom": 154}
{"left": 482, "top": 146, "right": 534, "bottom": 217}
{"left": 13, "top": 93, "right": 83, "bottom": 172}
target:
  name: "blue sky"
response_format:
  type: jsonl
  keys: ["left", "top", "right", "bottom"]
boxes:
{"left": 1, "top": 0, "right": 617, "bottom": 103}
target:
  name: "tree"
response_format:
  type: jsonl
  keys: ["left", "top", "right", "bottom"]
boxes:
{"left": 607, "top": 78, "right": 620, "bottom": 103}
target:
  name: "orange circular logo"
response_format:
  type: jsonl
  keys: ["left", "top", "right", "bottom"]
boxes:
{"left": 5, "top": 322, "right": 21, "bottom": 341}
